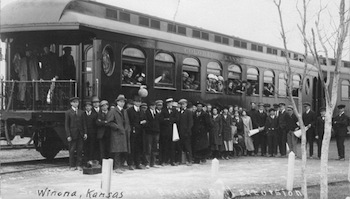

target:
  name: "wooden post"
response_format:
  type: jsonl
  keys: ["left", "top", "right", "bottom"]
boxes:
{"left": 286, "top": 151, "right": 295, "bottom": 191}
{"left": 101, "top": 158, "right": 113, "bottom": 193}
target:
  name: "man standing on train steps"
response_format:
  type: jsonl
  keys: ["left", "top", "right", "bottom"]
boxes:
{"left": 60, "top": 47, "right": 76, "bottom": 80}
{"left": 302, "top": 102, "right": 316, "bottom": 158}
{"left": 107, "top": 95, "right": 131, "bottom": 173}
{"left": 332, "top": 104, "right": 349, "bottom": 161}
{"left": 178, "top": 99, "right": 194, "bottom": 166}
{"left": 277, "top": 103, "right": 288, "bottom": 157}
{"left": 65, "top": 97, "right": 87, "bottom": 171}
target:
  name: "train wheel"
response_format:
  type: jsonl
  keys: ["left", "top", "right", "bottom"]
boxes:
{"left": 34, "top": 127, "right": 63, "bottom": 160}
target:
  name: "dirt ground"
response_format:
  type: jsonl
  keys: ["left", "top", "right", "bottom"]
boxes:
{"left": 1, "top": 138, "right": 349, "bottom": 199}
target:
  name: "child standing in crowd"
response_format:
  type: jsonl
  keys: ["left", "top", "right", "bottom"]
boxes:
{"left": 241, "top": 109, "right": 254, "bottom": 156}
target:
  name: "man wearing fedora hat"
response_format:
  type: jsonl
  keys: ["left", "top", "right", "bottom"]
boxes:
{"left": 254, "top": 102, "right": 267, "bottom": 156}
{"left": 178, "top": 99, "right": 194, "bottom": 166}
{"left": 126, "top": 96, "right": 145, "bottom": 170}
{"left": 333, "top": 104, "right": 349, "bottom": 160}
{"left": 107, "top": 94, "right": 131, "bottom": 173}
{"left": 91, "top": 96, "right": 100, "bottom": 113}
{"left": 65, "top": 97, "right": 87, "bottom": 171}
{"left": 60, "top": 46, "right": 76, "bottom": 80}
{"left": 302, "top": 102, "right": 316, "bottom": 158}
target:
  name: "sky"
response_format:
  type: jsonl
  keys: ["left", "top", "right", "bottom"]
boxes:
{"left": 0, "top": 0, "right": 349, "bottom": 77}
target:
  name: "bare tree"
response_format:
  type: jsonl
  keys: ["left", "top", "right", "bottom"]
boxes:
{"left": 303, "top": 0, "right": 350, "bottom": 198}
{"left": 276, "top": 0, "right": 350, "bottom": 199}
{"left": 274, "top": 0, "right": 309, "bottom": 198}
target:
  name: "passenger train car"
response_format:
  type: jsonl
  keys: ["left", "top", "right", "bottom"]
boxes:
{"left": 1, "top": 0, "right": 349, "bottom": 158}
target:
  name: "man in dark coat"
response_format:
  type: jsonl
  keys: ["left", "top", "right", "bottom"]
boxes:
{"left": 82, "top": 101, "right": 98, "bottom": 164}
{"left": 253, "top": 103, "right": 267, "bottom": 156}
{"left": 332, "top": 104, "right": 349, "bottom": 160}
{"left": 126, "top": 96, "right": 145, "bottom": 170}
{"left": 60, "top": 47, "right": 76, "bottom": 80}
{"left": 178, "top": 99, "right": 194, "bottom": 166}
{"left": 277, "top": 103, "right": 288, "bottom": 157}
{"left": 265, "top": 108, "right": 279, "bottom": 157}
{"left": 315, "top": 107, "right": 326, "bottom": 159}
{"left": 96, "top": 100, "right": 110, "bottom": 161}
{"left": 286, "top": 105, "right": 299, "bottom": 155}
{"left": 65, "top": 97, "right": 87, "bottom": 170}
{"left": 302, "top": 102, "right": 317, "bottom": 158}
{"left": 191, "top": 101, "right": 211, "bottom": 164}
{"left": 158, "top": 98, "right": 178, "bottom": 166}
{"left": 144, "top": 101, "right": 161, "bottom": 168}
{"left": 107, "top": 94, "right": 131, "bottom": 173}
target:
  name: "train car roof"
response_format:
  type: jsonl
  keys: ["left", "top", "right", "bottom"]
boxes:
{"left": 1, "top": 0, "right": 349, "bottom": 75}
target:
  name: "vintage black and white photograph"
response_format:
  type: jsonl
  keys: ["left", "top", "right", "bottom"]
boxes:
{"left": 0, "top": 0, "right": 350, "bottom": 198}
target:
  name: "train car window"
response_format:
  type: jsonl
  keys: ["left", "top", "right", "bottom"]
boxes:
{"left": 83, "top": 46, "right": 93, "bottom": 97}
{"left": 201, "top": 32, "right": 209, "bottom": 40}
{"left": 154, "top": 53, "right": 175, "bottom": 88}
{"left": 263, "top": 70, "right": 275, "bottom": 97}
{"left": 341, "top": 80, "right": 350, "bottom": 100}
{"left": 292, "top": 74, "right": 301, "bottom": 97}
{"left": 226, "top": 65, "right": 242, "bottom": 95}
{"left": 102, "top": 45, "right": 115, "bottom": 77}
{"left": 246, "top": 68, "right": 259, "bottom": 96}
{"left": 168, "top": 24, "right": 176, "bottom": 33}
{"left": 122, "top": 47, "right": 146, "bottom": 86}
{"left": 139, "top": 16, "right": 150, "bottom": 27}
{"left": 192, "top": 30, "right": 201, "bottom": 38}
{"left": 182, "top": 58, "right": 200, "bottom": 90}
{"left": 177, "top": 26, "right": 186, "bottom": 35}
{"left": 206, "top": 61, "right": 223, "bottom": 93}
{"left": 278, "top": 73, "right": 287, "bottom": 97}
{"left": 150, "top": 20, "right": 160, "bottom": 29}
{"left": 222, "top": 37, "right": 229, "bottom": 45}
{"left": 215, "top": 35, "right": 222, "bottom": 43}
{"left": 119, "top": 11, "right": 130, "bottom": 22}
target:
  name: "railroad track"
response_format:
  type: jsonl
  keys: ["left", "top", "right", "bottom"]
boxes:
{"left": 0, "top": 157, "right": 69, "bottom": 175}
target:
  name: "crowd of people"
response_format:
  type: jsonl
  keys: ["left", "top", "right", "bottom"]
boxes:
{"left": 65, "top": 96, "right": 348, "bottom": 173}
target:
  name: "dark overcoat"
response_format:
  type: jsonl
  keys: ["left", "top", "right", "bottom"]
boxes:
{"left": 221, "top": 114, "right": 233, "bottom": 141}
{"left": 210, "top": 115, "right": 223, "bottom": 146}
{"left": 302, "top": 110, "right": 316, "bottom": 134}
{"left": 315, "top": 116, "right": 325, "bottom": 139}
{"left": 107, "top": 107, "right": 131, "bottom": 153}
{"left": 332, "top": 113, "right": 349, "bottom": 137}
{"left": 96, "top": 110, "right": 110, "bottom": 139}
{"left": 192, "top": 110, "right": 210, "bottom": 150}
{"left": 178, "top": 109, "right": 193, "bottom": 138}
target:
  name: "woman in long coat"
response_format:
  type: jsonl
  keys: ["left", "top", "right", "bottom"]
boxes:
{"left": 222, "top": 107, "right": 233, "bottom": 159}
{"left": 209, "top": 107, "right": 223, "bottom": 159}
{"left": 241, "top": 109, "right": 254, "bottom": 155}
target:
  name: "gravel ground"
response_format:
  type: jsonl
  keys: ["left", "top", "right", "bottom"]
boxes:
{"left": 0, "top": 138, "right": 349, "bottom": 199}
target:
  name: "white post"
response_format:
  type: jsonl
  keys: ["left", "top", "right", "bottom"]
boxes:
{"left": 286, "top": 152, "right": 295, "bottom": 191}
{"left": 101, "top": 158, "right": 113, "bottom": 193}
{"left": 211, "top": 158, "right": 219, "bottom": 179}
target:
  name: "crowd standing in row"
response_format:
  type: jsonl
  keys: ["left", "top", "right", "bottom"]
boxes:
{"left": 65, "top": 96, "right": 348, "bottom": 172}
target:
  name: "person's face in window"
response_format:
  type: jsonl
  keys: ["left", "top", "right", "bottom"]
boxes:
{"left": 128, "top": 70, "right": 133, "bottom": 78}
{"left": 228, "top": 81, "right": 233, "bottom": 89}
{"left": 123, "top": 69, "right": 129, "bottom": 76}
{"left": 234, "top": 111, "right": 239, "bottom": 117}
{"left": 137, "top": 76, "right": 144, "bottom": 83}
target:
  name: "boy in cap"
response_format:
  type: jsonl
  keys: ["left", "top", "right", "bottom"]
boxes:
{"left": 96, "top": 100, "right": 110, "bottom": 161}
{"left": 315, "top": 107, "right": 326, "bottom": 159}
{"left": 82, "top": 100, "right": 98, "bottom": 164}
{"left": 302, "top": 102, "right": 316, "bottom": 158}
{"left": 265, "top": 108, "right": 279, "bottom": 157}
{"left": 332, "top": 104, "right": 349, "bottom": 160}
{"left": 65, "top": 97, "right": 87, "bottom": 170}
{"left": 91, "top": 96, "right": 100, "bottom": 113}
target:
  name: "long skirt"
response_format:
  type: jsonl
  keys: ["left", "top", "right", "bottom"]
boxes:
{"left": 244, "top": 130, "right": 254, "bottom": 151}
